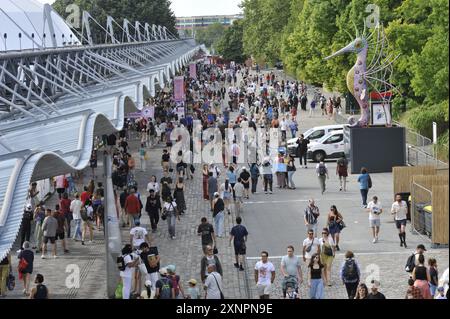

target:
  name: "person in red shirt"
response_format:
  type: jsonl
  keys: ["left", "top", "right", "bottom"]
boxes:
{"left": 80, "top": 186, "right": 91, "bottom": 205}
{"left": 59, "top": 193, "right": 72, "bottom": 238}
{"left": 124, "top": 188, "right": 141, "bottom": 227}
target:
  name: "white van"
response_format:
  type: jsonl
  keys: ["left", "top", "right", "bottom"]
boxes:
{"left": 287, "top": 124, "right": 345, "bottom": 155}
{"left": 307, "top": 130, "right": 345, "bottom": 162}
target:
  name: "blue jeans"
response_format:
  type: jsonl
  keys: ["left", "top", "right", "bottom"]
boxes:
{"left": 288, "top": 171, "right": 296, "bottom": 188}
{"left": 73, "top": 219, "right": 82, "bottom": 240}
{"left": 214, "top": 211, "right": 224, "bottom": 237}
{"left": 430, "top": 284, "right": 437, "bottom": 297}
{"left": 360, "top": 189, "right": 369, "bottom": 206}
{"left": 132, "top": 215, "right": 140, "bottom": 226}
{"left": 167, "top": 214, "right": 176, "bottom": 237}
{"left": 310, "top": 279, "right": 324, "bottom": 299}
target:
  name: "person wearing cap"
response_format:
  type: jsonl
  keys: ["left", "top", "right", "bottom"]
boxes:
{"left": 186, "top": 279, "right": 200, "bottom": 299}
{"left": 167, "top": 265, "right": 185, "bottom": 299}
{"left": 367, "top": 280, "right": 386, "bottom": 299}
{"left": 239, "top": 167, "right": 251, "bottom": 199}
{"left": 19, "top": 204, "right": 34, "bottom": 251}
{"left": 414, "top": 244, "right": 427, "bottom": 265}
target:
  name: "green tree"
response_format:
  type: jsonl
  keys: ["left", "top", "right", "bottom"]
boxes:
{"left": 216, "top": 20, "right": 247, "bottom": 63}
{"left": 195, "top": 23, "right": 226, "bottom": 52}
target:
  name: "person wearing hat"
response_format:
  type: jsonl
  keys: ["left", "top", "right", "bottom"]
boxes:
{"left": 155, "top": 268, "right": 174, "bottom": 299}
{"left": 186, "top": 279, "right": 200, "bottom": 299}
{"left": 367, "top": 280, "right": 386, "bottom": 299}
{"left": 167, "top": 265, "right": 185, "bottom": 299}
{"left": 239, "top": 167, "right": 251, "bottom": 199}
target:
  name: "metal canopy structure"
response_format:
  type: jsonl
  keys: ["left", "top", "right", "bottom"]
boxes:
{"left": 0, "top": 0, "right": 205, "bottom": 260}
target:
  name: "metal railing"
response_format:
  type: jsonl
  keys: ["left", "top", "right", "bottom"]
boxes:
{"left": 411, "top": 181, "right": 433, "bottom": 243}
{"left": 407, "top": 145, "right": 448, "bottom": 168}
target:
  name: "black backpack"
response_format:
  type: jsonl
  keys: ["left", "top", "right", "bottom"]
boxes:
{"left": 117, "top": 254, "right": 131, "bottom": 271}
{"left": 405, "top": 254, "right": 415, "bottom": 273}
{"left": 343, "top": 259, "right": 358, "bottom": 281}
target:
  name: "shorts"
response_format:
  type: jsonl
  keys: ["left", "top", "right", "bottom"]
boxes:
{"left": 44, "top": 236, "right": 56, "bottom": 244}
{"left": 370, "top": 219, "right": 381, "bottom": 227}
{"left": 243, "top": 183, "right": 250, "bottom": 190}
{"left": 256, "top": 283, "right": 271, "bottom": 296}
{"left": 234, "top": 243, "right": 246, "bottom": 255}
{"left": 56, "top": 188, "right": 65, "bottom": 194}
{"left": 395, "top": 219, "right": 407, "bottom": 229}
{"left": 55, "top": 232, "right": 65, "bottom": 240}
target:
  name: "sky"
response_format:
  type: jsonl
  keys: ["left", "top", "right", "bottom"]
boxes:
{"left": 35, "top": 0, "right": 243, "bottom": 17}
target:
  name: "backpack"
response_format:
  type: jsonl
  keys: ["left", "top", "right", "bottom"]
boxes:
{"left": 405, "top": 254, "right": 415, "bottom": 273}
{"left": 117, "top": 255, "right": 130, "bottom": 272}
{"left": 343, "top": 259, "right": 358, "bottom": 282}
{"left": 318, "top": 164, "right": 327, "bottom": 176}
{"left": 159, "top": 278, "right": 172, "bottom": 299}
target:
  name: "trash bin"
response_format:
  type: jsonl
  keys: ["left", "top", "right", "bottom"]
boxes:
{"left": 424, "top": 206, "right": 432, "bottom": 237}
{"left": 414, "top": 202, "right": 430, "bottom": 234}
{"left": 398, "top": 192, "right": 411, "bottom": 221}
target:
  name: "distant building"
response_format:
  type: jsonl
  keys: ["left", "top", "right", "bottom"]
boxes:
{"left": 176, "top": 14, "right": 243, "bottom": 30}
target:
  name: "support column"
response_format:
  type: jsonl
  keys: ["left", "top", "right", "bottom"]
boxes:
{"left": 104, "top": 151, "right": 122, "bottom": 298}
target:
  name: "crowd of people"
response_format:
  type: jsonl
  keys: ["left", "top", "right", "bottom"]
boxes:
{"left": 0, "top": 58, "right": 448, "bottom": 301}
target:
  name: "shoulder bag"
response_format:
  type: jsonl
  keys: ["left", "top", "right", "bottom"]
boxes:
{"left": 211, "top": 274, "right": 225, "bottom": 299}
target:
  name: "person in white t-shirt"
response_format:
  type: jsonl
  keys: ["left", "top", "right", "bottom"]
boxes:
{"left": 302, "top": 230, "right": 321, "bottom": 265}
{"left": 391, "top": 194, "right": 408, "bottom": 248}
{"left": 120, "top": 244, "right": 139, "bottom": 299}
{"left": 130, "top": 221, "right": 150, "bottom": 250}
{"left": 280, "top": 117, "right": 288, "bottom": 142}
{"left": 254, "top": 251, "right": 276, "bottom": 299}
{"left": 70, "top": 194, "right": 83, "bottom": 241}
{"left": 146, "top": 175, "right": 160, "bottom": 193}
{"left": 367, "top": 196, "right": 383, "bottom": 243}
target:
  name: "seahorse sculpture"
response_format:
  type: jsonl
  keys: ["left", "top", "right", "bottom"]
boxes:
{"left": 325, "top": 22, "right": 399, "bottom": 127}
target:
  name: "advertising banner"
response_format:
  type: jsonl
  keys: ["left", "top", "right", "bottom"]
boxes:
{"left": 174, "top": 76, "right": 185, "bottom": 102}
{"left": 189, "top": 62, "right": 197, "bottom": 79}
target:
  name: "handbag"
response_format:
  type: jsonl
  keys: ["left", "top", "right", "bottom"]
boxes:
{"left": 213, "top": 246, "right": 218, "bottom": 255}
{"left": 211, "top": 274, "right": 224, "bottom": 299}
{"left": 338, "top": 220, "right": 346, "bottom": 231}
{"left": 323, "top": 243, "right": 334, "bottom": 257}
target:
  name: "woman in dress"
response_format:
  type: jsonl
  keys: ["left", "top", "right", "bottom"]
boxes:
{"left": 202, "top": 164, "right": 210, "bottom": 201}
{"left": 327, "top": 205, "right": 344, "bottom": 251}
{"left": 18, "top": 241, "right": 34, "bottom": 296}
{"left": 412, "top": 254, "right": 432, "bottom": 299}
{"left": 319, "top": 228, "right": 336, "bottom": 287}
{"left": 174, "top": 177, "right": 186, "bottom": 215}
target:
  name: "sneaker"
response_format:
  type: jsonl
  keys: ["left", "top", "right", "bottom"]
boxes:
{"left": 81, "top": 241, "right": 85, "bottom": 246}
{"left": 152, "top": 229, "right": 157, "bottom": 233}
{"left": 265, "top": 192, "right": 268, "bottom": 194}
{"left": 336, "top": 245, "right": 340, "bottom": 251}
{"left": 41, "top": 254, "right": 45, "bottom": 259}
{"left": 64, "top": 250, "right": 69, "bottom": 254}
{"left": 53, "top": 255, "right": 57, "bottom": 259}
{"left": 239, "top": 265, "right": 244, "bottom": 271}
{"left": 372, "top": 238, "right": 376, "bottom": 244}
{"left": 234, "top": 263, "right": 239, "bottom": 269}
{"left": 339, "top": 188, "right": 342, "bottom": 191}
{"left": 89, "top": 240, "right": 93, "bottom": 243}
{"left": 172, "top": 236, "right": 176, "bottom": 240}
{"left": 269, "top": 191, "right": 273, "bottom": 194}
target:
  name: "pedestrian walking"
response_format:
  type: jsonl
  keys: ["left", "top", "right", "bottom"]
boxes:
{"left": 296, "top": 134, "right": 309, "bottom": 168}
{"left": 412, "top": 254, "right": 432, "bottom": 299}
{"left": 261, "top": 157, "right": 273, "bottom": 194}
{"left": 250, "top": 163, "right": 260, "bottom": 194}
{"left": 307, "top": 253, "right": 325, "bottom": 299}
{"left": 340, "top": 251, "right": 361, "bottom": 299}
{"left": 239, "top": 167, "right": 251, "bottom": 199}
{"left": 155, "top": 267, "right": 175, "bottom": 299}
{"left": 316, "top": 161, "right": 329, "bottom": 194}
{"left": 163, "top": 196, "right": 179, "bottom": 240}
{"left": 336, "top": 155, "right": 348, "bottom": 191}
{"left": 145, "top": 189, "right": 161, "bottom": 233}
{"left": 173, "top": 177, "right": 186, "bottom": 215}
{"left": 287, "top": 155, "right": 296, "bottom": 189}
{"left": 119, "top": 244, "right": 139, "bottom": 299}
{"left": 354, "top": 283, "right": 369, "bottom": 299}
{"left": 357, "top": 167, "right": 372, "bottom": 208}
{"left": 124, "top": 188, "right": 142, "bottom": 226}
{"left": 319, "top": 228, "right": 336, "bottom": 286}
{"left": 391, "top": 193, "right": 408, "bottom": 248}
{"left": 327, "top": 205, "right": 344, "bottom": 251}
{"left": 406, "top": 278, "right": 424, "bottom": 299}
{"left": 130, "top": 221, "right": 150, "bottom": 250}
{"left": 226, "top": 166, "right": 237, "bottom": 200}
{"left": 303, "top": 230, "right": 321, "bottom": 265}
{"left": 229, "top": 217, "right": 248, "bottom": 271}
{"left": 207, "top": 172, "right": 218, "bottom": 212}
{"left": 33, "top": 202, "right": 45, "bottom": 253}
{"left": 18, "top": 241, "right": 34, "bottom": 296}
{"left": 167, "top": 265, "right": 185, "bottom": 299}
{"left": 212, "top": 193, "right": 225, "bottom": 238}
{"left": 367, "top": 196, "right": 382, "bottom": 243}
{"left": 186, "top": 279, "right": 200, "bottom": 299}
{"left": 29, "top": 274, "right": 49, "bottom": 299}
{"left": 146, "top": 175, "right": 160, "bottom": 194}
{"left": 254, "top": 251, "right": 276, "bottom": 299}
{"left": 428, "top": 258, "right": 439, "bottom": 298}
{"left": 304, "top": 199, "right": 320, "bottom": 235}
{"left": 59, "top": 192, "right": 72, "bottom": 238}
{"left": 139, "top": 143, "right": 147, "bottom": 172}
{"left": 367, "top": 280, "right": 386, "bottom": 299}
{"left": 200, "top": 245, "right": 223, "bottom": 283}
{"left": 19, "top": 204, "right": 33, "bottom": 251}
{"left": 204, "top": 264, "right": 224, "bottom": 299}
{"left": 0, "top": 254, "right": 11, "bottom": 297}
{"left": 81, "top": 201, "right": 94, "bottom": 245}
{"left": 41, "top": 208, "right": 58, "bottom": 259}
{"left": 219, "top": 179, "right": 233, "bottom": 215}
{"left": 139, "top": 242, "right": 160, "bottom": 292}
{"left": 198, "top": 217, "right": 216, "bottom": 254}
{"left": 233, "top": 178, "right": 245, "bottom": 216}
{"left": 280, "top": 245, "right": 303, "bottom": 298}
{"left": 27, "top": 182, "right": 40, "bottom": 211}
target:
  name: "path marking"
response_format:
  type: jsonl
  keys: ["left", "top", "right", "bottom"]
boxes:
{"left": 244, "top": 198, "right": 357, "bottom": 205}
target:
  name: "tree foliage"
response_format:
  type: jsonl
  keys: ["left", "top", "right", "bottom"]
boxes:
{"left": 195, "top": 23, "right": 226, "bottom": 52}
{"left": 52, "top": 0, "right": 177, "bottom": 42}
{"left": 216, "top": 20, "right": 247, "bottom": 63}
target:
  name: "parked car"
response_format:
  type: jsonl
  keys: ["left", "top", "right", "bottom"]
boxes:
{"left": 307, "top": 130, "right": 345, "bottom": 162}
{"left": 287, "top": 124, "right": 345, "bottom": 155}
